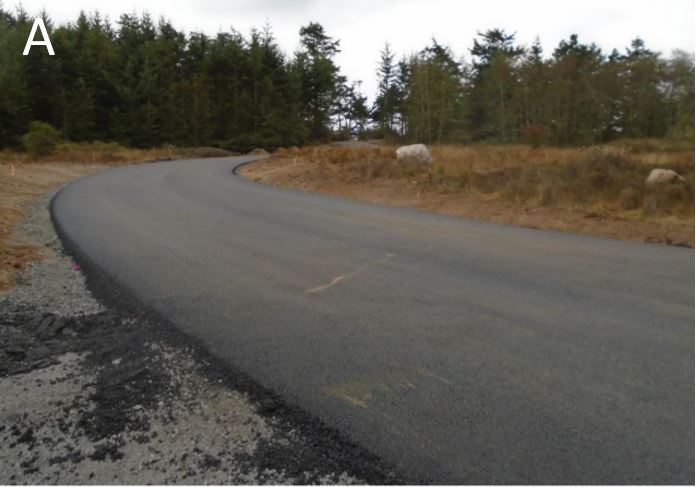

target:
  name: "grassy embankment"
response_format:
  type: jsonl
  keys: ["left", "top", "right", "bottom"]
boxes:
{"left": 241, "top": 139, "right": 695, "bottom": 245}
{"left": 0, "top": 142, "right": 233, "bottom": 291}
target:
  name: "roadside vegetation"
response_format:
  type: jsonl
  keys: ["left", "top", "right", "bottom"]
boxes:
{"left": 1, "top": 141, "right": 231, "bottom": 165}
{"left": 241, "top": 140, "right": 694, "bottom": 246}
{"left": 0, "top": 163, "right": 97, "bottom": 291}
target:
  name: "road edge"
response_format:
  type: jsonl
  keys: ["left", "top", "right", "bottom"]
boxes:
{"left": 48, "top": 171, "right": 403, "bottom": 484}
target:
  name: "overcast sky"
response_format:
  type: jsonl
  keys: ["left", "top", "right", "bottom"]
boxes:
{"left": 13, "top": 0, "right": 696, "bottom": 99}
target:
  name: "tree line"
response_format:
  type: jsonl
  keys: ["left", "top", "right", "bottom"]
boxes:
{"left": 374, "top": 31, "right": 694, "bottom": 145}
{"left": 0, "top": 6, "right": 693, "bottom": 151}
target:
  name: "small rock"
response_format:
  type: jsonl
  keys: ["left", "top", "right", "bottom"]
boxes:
{"left": 645, "top": 168, "right": 685, "bottom": 185}
{"left": 198, "top": 453, "right": 221, "bottom": 469}
{"left": 26, "top": 316, "right": 43, "bottom": 331}
{"left": 17, "top": 427, "right": 34, "bottom": 444}
{"left": 6, "top": 345, "right": 27, "bottom": 356}
{"left": 47, "top": 317, "right": 68, "bottom": 335}
{"left": 258, "top": 398, "right": 277, "bottom": 413}
{"left": 396, "top": 144, "right": 433, "bottom": 166}
{"left": 37, "top": 315, "right": 55, "bottom": 336}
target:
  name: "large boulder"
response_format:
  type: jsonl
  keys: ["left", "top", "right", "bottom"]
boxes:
{"left": 396, "top": 144, "right": 432, "bottom": 166}
{"left": 645, "top": 168, "right": 685, "bottom": 185}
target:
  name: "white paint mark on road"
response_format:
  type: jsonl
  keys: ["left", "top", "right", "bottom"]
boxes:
{"left": 305, "top": 253, "right": 395, "bottom": 294}
{"left": 416, "top": 367, "right": 454, "bottom": 385}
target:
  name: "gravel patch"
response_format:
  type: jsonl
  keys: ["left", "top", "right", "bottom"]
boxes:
{"left": 1, "top": 191, "right": 103, "bottom": 317}
{"left": 0, "top": 189, "right": 398, "bottom": 484}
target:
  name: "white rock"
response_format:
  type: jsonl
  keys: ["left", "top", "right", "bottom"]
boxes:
{"left": 645, "top": 169, "right": 685, "bottom": 185}
{"left": 396, "top": 144, "right": 433, "bottom": 166}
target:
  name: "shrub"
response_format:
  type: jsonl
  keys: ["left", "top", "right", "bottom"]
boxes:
{"left": 23, "top": 122, "right": 61, "bottom": 157}
{"left": 538, "top": 185, "right": 557, "bottom": 207}
{"left": 618, "top": 187, "right": 641, "bottom": 210}
{"left": 521, "top": 124, "right": 548, "bottom": 148}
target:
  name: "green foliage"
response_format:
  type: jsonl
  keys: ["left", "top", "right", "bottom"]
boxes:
{"left": 373, "top": 43, "right": 402, "bottom": 137}
{"left": 294, "top": 22, "right": 342, "bottom": 141}
{"left": 23, "top": 121, "right": 61, "bottom": 156}
{"left": 401, "top": 40, "right": 464, "bottom": 144}
{"left": 374, "top": 31, "right": 694, "bottom": 146}
{"left": 0, "top": 8, "right": 349, "bottom": 149}
{"left": 0, "top": 5, "right": 692, "bottom": 150}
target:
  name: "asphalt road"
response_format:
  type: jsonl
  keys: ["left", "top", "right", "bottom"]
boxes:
{"left": 52, "top": 156, "right": 694, "bottom": 484}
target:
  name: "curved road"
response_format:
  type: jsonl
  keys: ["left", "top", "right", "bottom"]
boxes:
{"left": 53, "top": 156, "right": 694, "bottom": 483}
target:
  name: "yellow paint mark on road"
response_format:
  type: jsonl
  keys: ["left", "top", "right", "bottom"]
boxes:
{"left": 324, "top": 381, "right": 389, "bottom": 408}
{"left": 324, "top": 376, "right": 421, "bottom": 408}
{"left": 305, "top": 253, "right": 395, "bottom": 294}
{"left": 324, "top": 367, "right": 454, "bottom": 408}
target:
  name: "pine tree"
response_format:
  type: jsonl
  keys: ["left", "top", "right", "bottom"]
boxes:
{"left": 468, "top": 29, "right": 524, "bottom": 141}
{"left": 619, "top": 38, "right": 666, "bottom": 137}
{"left": 549, "top": 34, "right": 609, "bottom": 144}
{"left": 295, "top": 22, "right": 342, "bottom": 141}
{"left": 0, "top": 6, "right": 32, "bottom": 146}
{"left": 404, "top": 39, "right": 463, "bottom": 143}
{"left": 372, "top": 43, "right": 399, "bottom": 136}
{"left": 519, "top": 37, "right": 547, "bottom": 129}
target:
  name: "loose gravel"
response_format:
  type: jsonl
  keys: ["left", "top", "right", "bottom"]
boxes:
{"left": 3, "top": 191, "right": 103, "bottom": 317}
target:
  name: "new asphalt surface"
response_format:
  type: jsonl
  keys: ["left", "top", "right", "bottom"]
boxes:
{"left": 52, "top": 156, "right": 694, "bottom": 484}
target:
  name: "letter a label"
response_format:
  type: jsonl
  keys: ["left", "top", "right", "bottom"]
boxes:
{"left": 23, "top": 18, "right": 55, "bottom": 55}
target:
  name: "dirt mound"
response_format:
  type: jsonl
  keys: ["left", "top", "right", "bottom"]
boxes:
{"left": 248, "top": 148, "right": 270, "bottom": 156}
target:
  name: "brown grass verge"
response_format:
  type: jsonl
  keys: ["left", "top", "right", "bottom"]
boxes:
{"left": 1, "top": 142, "right": 233, "bottom": 165}
{"left": 240, "top": 140, "right": 695, "bottom": 246}
{"left": 0, "top": 163, "right": 104, "bottom": 292}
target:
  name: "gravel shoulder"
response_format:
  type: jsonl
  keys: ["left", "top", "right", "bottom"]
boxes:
{"left": 0, "top": 163, "right": 106, "bottom": 292}
{"left": 0, "top": 186, "right": 398, "bottom": 484}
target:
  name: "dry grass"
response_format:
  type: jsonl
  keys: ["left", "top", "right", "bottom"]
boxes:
{"left": 0, "top": 163, "right": 107, "bottom": 291}
{"left": 245, "top": 140, "right": 695, "bottom": 245}
{"left": 273, "top": 141, "right": 694, "bottom": 218}
{"left": 0, "top": 142, "right": 233, "bottom": 165}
